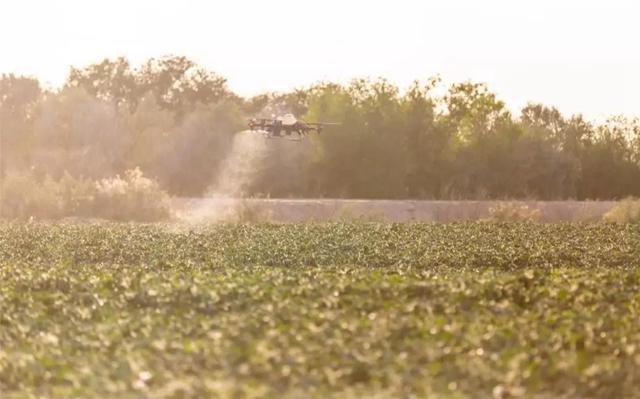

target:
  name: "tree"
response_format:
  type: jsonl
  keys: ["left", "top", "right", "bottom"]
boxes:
{"left": 66, "top": 57, "right": 138, "bottom": 109}
{"left": 152, "top": 100, "right": 244, "bottom": 196}
{"left": 443, "top": 82, "right": 513, "bottom": 198}
{"left": 30, "top": 88, "right": 125, "bottom": 179}
{"left": 138, "top": 56, "right": 229, "bottom": 116}
{"left": 4, "top": 57, "right": 640, "bottom": 201}
{"left": 444, "top": 82, "right": 510, "bottom": 143}
{"left": 0, "top": 74, "right": 42, "bottom": 175}
{"left": 578, "top": 117, "right": 640, "bottom": 199}
{"left": 400, "top": 79, "right": 450, "bottom": 198}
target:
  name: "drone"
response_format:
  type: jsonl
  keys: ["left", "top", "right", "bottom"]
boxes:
{"left": 248, "top": 114, "right": 339, "bottom": 139}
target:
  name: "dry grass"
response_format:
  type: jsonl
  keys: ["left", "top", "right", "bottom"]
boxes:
{"left": 603, "top": 198, "right": 640, "bottom": 224}
{"left": 486, "top": 202, "right": 542, "bottom": 222}
{"left": 0, "top": 168, "right": 171, "bottom": 222}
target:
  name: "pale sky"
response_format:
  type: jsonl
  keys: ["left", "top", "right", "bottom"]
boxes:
{"left": 1, "top": 0, "right": 638, "bottom": 120}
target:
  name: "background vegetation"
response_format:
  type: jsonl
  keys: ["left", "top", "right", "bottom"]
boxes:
{"left": 0, "top": 168, "right": 170, "bottom": 221}
{"left": 2, "top": 55, "right": 640, "bottom": 204}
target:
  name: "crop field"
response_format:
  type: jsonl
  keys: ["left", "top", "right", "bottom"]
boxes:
{"left": 1, "top": 222, "right": 640, "bottom": 398}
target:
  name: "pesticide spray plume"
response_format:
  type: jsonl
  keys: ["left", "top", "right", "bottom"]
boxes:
{"left": 207, "top": 130, "right": 268, "bottom": 198}
{"left": 178, "top": 130, "right": 269, "bottom": 223}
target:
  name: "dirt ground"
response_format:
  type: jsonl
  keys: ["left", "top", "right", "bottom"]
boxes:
{"left": 173, "top": 198, "right": 617, "bottom": 223}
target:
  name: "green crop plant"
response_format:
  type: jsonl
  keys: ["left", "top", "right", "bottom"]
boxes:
{"left": 1, "top": 222, "right": 639, "bottom": 397}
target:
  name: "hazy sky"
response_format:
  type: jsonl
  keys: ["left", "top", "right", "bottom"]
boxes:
{"left": 1, "top": 0, "right": 638, "bottom": 120}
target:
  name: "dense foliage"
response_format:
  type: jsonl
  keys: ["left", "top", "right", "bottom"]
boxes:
{"left": 2, "top": 56, "right": 640, "bottom": 200}
{"left": 0, "top": 168, "right": 171, "bottom": 221}
{"left": 1, "top": 222, "right": 640, "bottom": 397}
{"left": 604, "top": 198, "right": 640, "bottom": 224}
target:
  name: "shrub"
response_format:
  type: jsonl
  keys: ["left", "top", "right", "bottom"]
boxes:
{"left": 94, "top": 168, "right": 171, "bottom": 222}
{"left": 487, "top": 202, "right": 542, "bottom": 222}
{"left": 1, "top": 168, "right": 171, "bottom": 222}
{"left": 0, "top": 171, "right": 63, "bottom": 220}
{"left": 603, "top": 198, "right": 640, "bottom": 224}
{"left": 57, "top": 173, "right": 97, "bottom": 217}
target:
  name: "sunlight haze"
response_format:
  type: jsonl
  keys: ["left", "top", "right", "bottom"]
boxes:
{"left": 1, "top": 0, "right": 638, "bottom": 120}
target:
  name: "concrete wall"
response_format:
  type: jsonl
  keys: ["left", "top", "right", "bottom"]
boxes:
{"left": 173, "top": 198, "right": 618, "bottom": 223}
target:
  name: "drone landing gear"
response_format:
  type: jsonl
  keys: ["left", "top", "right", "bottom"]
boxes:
{"left": 262, "top": 135, "right": 300, "bottom": 142}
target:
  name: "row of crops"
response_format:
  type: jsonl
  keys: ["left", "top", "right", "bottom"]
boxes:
{"left": 1, "top": 222, "right": 640, "bottom": 397}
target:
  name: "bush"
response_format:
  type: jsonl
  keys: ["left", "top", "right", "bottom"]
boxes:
{"left": 57, "top": 173, "right": 97, "bottom": 217}
{"left": 0, "top": 171, "right": 64, "bottom": 220}
{"left": 1, "top": 168, "right": 171, "bottom": 221}
{"left": 603, "top": 198, "right": 640, "bottom": 224}
{"left": 487, "top": 202, "right": 542, "bottom": 222}
{"left": 94, "top": 168, "right": 171, "bottom": 222}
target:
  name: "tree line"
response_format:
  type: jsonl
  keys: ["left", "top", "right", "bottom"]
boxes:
{"left": 1, "top": 55, "right": 639, "bottom": 200}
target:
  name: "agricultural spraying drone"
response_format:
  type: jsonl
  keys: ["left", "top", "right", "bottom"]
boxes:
{"left": 248, "top": 114, "right": 339, "bottom": 139}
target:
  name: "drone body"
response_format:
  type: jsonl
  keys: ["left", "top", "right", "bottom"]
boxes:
{"left": 248, "top": 114, "right": 338, "bottom": 138}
